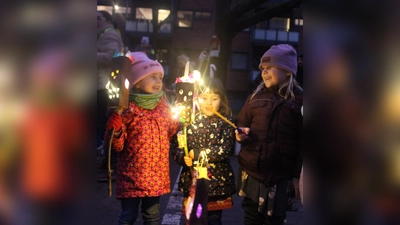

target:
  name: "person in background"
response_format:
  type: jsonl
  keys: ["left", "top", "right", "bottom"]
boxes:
{"left": 104, "top": 52, "right": 179, "bottom": 225}
{"left": 172, "top": 54, "right": 195, "bottom": 81}
{"left": 134, "top": 36, "right": 155, "bottom": 60}
{"left": 17, "top": 47, "right": 88, "bottom": 225}
{"left": 172, "top": 77, "right": 236, "bottom": 225}
{"left": 235, "top": 44, "right": 303, "bottom": 225}
{"left": 97, "top": 10, "right": 124, "bottom": 179}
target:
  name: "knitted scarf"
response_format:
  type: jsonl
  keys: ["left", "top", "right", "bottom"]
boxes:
{"left": 129, "top": 91, "right": 164, "bottom": 110}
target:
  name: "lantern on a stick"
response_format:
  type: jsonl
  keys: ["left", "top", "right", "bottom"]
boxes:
{"left": 104, "top": 49, "right": 132, "bottom": 197}
{"left": 173, "top": 62, "right": 201, "bottom": 156}
{"left": 106, "top": 51, "right": 131, "bottom": 110}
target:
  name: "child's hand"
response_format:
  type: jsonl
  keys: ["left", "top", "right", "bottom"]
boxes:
{"left": 184, "top": 156, "right": 192, "bottom": 167}
{"left": 188, "top": 150, "right": 194, "bottom": 159}
{"left": 235, "top": 127, "right": 250, "bottom": 142}
{"left": 184, "top": 150, "right": 194, "bottom": 167}
{"left": 106, "top": 113, "right": 123, "bottom": 132}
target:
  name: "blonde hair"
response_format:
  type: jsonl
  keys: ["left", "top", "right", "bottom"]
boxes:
{"left": 251, "top": 70, "right": 303, "bottom": 100}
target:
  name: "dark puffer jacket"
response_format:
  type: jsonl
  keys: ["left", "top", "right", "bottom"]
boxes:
{"left": 172, "top": 114, "right": 236, "bottom": 197}
{"left": 236, "top": 87, "right": 303, "bottom": 186}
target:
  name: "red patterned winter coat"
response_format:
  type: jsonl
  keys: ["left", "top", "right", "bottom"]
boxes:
{"left": 105, "top": 97, "right": 179, "bottom": 198}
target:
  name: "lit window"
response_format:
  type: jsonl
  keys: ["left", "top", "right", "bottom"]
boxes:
{"left": 159, "top": 9, "right": 170, "bottom": 23}
{"left": 269, "top": 17, "right": 290, "bottom": 31}
{"left": 194, "top": 11, "right": 211, "bottom": 20}
{"left": 177, "top": 11, "right": 193, "bottom": 28}
{"left": 136, "top": 8, "right": 152, "bottom": 20}
{"left": 97, "top": 6, "right": 113, "bottom": 16}
{"left": 114, "top": 6, "right": 131, "bottom": 16}
{"left": 295, "top": 19, "right": 303, "bottom": 26}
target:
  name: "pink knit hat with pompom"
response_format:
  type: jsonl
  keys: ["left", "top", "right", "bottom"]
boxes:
{"left": 128, "top": 52, "right": 163, "bottom": 86}
{"left": 259, "top": 44, "right": 298, "bottom": 77}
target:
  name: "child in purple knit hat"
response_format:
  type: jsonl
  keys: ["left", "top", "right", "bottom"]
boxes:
{"left": 235, "top": 44, "right": 303, "bottom": 225}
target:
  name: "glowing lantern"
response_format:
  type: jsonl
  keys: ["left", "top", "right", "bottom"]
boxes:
{"left": 106, "top": 55, "right": 131, "bottom": 109}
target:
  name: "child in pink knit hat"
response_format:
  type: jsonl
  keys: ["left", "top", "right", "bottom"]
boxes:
{"left": 235, "top": 44, "right": 303, "bottom": 225}
{"left": 104, "top": 51, "right": 179, "bottom": 224}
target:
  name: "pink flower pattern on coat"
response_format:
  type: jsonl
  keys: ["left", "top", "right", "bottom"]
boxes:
{"left": 104, "top": 97, "right": 179, "bottom": 198}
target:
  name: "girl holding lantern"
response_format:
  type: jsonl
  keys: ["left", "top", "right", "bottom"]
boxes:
{"left": 171, "top": 77, "right": 236, "bottom": 225}
{"left": 104, "top": 52, "right": 179, "bottom": 225}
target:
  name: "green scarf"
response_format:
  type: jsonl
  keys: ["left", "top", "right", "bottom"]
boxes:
{"left": 129, "top": 91, "right": 164, "bottom": 110}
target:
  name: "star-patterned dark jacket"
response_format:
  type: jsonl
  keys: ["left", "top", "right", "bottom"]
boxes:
{"left": 104, "top": 97, "right": 179, "bottom": 198}
{"left": 171, "top": 113, "right": 236, "bottom": 198}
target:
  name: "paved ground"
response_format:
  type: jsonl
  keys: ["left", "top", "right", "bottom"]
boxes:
{"left": 97, "top": 153, "right": 303, "bottom": 225}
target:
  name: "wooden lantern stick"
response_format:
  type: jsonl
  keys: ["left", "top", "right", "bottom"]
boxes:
{"left": 108, "top": 128, "right": 115, "bottom": 197}
{"left": 182, "top": 125, "right": 189, "bottom": 156}
{"left": 205, "top": 106, "right": 243, "bottom": 133}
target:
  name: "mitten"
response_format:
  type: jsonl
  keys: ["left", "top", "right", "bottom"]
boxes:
{"left": 184, "top": 156, "right": 193, "bottom": 167}
{"left": 106, "top": 113, "right": 123, "bottom": 131}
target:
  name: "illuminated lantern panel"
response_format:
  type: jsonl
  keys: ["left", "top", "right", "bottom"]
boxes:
{"left": 106, "top": 56, "right": 131, "bottom": 109}
{"left": 175, "top": 82, "right": 194, "bottom": 124}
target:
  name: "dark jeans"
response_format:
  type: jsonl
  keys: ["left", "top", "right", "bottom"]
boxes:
{"left": 118, "top": 197, "right": 160, "bottom": 225}
{"left": 208, "top": 210, "right": 222, "bottom": 225}
{"left": 242, "top": 197, "right": 286, "bottom": 225}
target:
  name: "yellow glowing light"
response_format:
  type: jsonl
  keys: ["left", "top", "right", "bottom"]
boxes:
{"left": 192, "top": 70, "right": 201, "bottom": 80}
{"left": 125, "top": 79, "right": 130, "bottom": 89}
{"left": 111, "top": 72, "right": 115, "bottom": 77}
{"left": 116, "top": 70, "right": 119, "bottom": 73}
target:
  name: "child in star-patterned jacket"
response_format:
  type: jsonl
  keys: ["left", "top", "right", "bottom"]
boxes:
{"left": 104, "top": 52, "right": 179, "bottom": 225}
{"left": 171, "top": 77, "right": 236, "bottom": 225}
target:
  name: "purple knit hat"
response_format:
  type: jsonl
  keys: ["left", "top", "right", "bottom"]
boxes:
{"left": 259, "top": 44, "right": 298, "bottom": 76}
{"left": 128, "top": 52, "right": 164, "bottom": 86}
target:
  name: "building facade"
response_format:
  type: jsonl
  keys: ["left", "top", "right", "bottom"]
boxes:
{"left": 97, "top": 0, "right": 303, "bottom": 95}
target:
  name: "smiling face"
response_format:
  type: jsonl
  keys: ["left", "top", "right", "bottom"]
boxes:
{"left": 261, "top": 65, "right": 289, "bottom": 88}
{"left": 134, "top": 72, "right": 163, "bottom": 94}
{"left": 198, "top": 92, "right": 221, "bottom": 116}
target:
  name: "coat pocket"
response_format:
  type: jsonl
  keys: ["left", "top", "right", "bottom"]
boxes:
{"left": 238, "top": 143, "right": 262, "bottom": 173}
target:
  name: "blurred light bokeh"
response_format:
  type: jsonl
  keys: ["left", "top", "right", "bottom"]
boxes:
{"left": 305, "top": 1, "right": 400, "bottom": 224}
{"left": 0, "top": 0, "right": 95, "bottom": 224}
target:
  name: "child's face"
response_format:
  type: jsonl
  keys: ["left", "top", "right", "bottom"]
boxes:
{"left": 135, "top": 72, "right": 163, "bottom": 94}
{"left": 261, "top": 66, "right": 289, "bottom": 88}
{"left": 198, "top": 92, "right": 221, "bottom": 116}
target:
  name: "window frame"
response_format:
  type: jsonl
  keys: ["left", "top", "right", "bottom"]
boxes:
{"left": 177, "top": 10, "right": 193, "bottom": 28}
{"left": 230, "top": 52, "right": 248, "bottom": 71}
